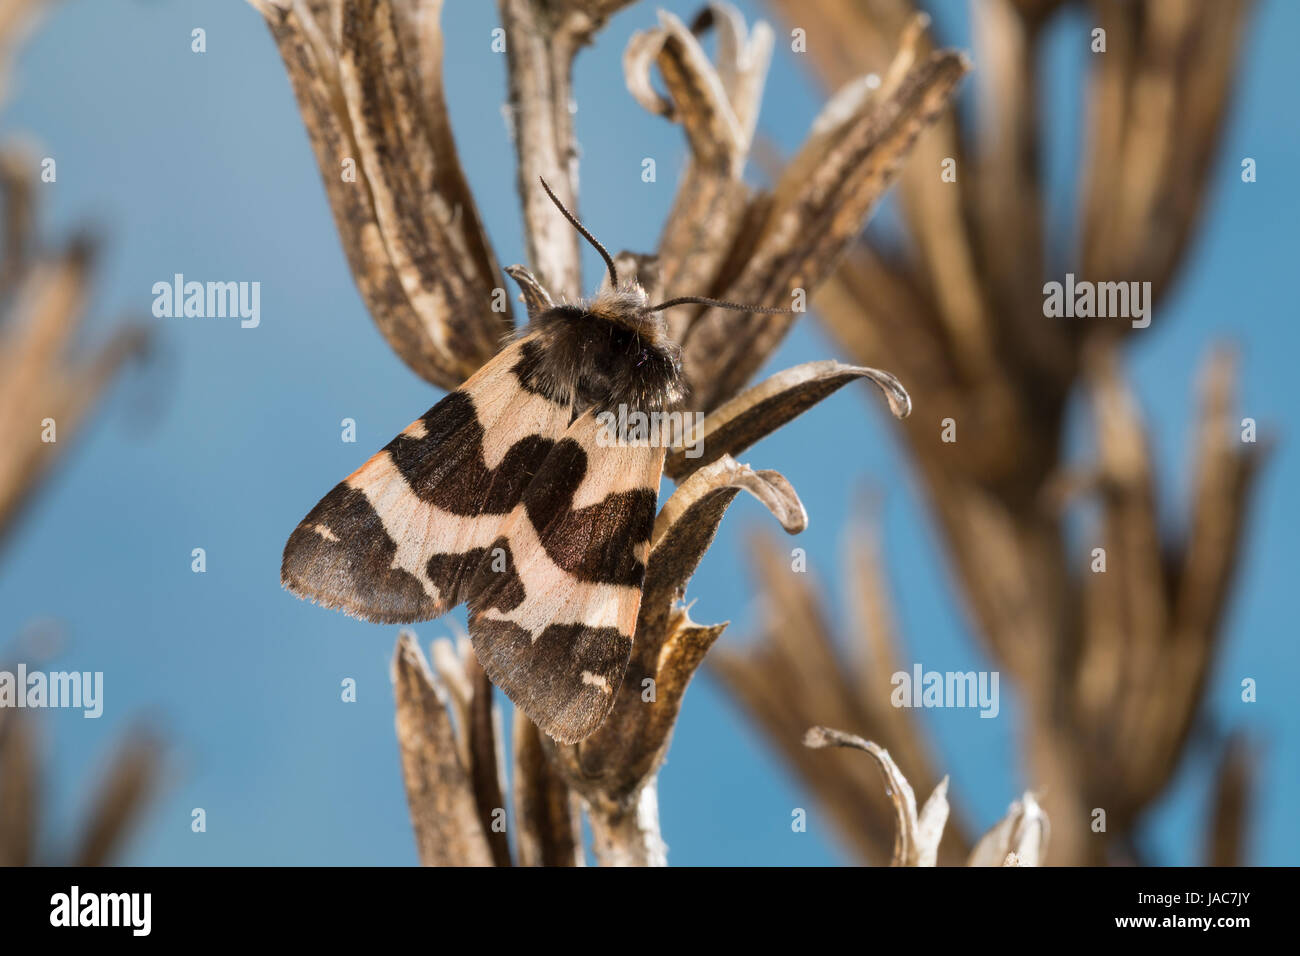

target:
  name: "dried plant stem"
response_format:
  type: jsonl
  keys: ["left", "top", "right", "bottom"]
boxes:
{"left": 584, "top": 781, "right": 667, "bottom": 867}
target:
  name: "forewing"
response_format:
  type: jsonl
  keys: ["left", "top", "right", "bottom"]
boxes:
{"left": 281, "top": 337, "right": 572, "bottom": 623}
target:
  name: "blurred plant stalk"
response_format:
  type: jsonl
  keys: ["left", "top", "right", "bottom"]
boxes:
{"left": 0, "top": 0, "right": 158, "bottom": 867}
{"left": 713, "top": 0, "right": 1263, "bottom": 866}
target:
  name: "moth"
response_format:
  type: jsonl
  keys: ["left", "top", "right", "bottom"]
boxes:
{"left": 282, "top": 179, "right": 787, "bottom": 743}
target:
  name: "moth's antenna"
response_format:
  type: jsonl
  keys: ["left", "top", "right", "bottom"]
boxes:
{"left": 644, "top": 295, "right": 797, "bottom": 315}
{"left": 538, "top": 176, "right": 619, "bottom": 291}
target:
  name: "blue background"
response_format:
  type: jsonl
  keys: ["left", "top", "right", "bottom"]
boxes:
{"left": 1, "top": 0, "right": 1295, "bottom": 865}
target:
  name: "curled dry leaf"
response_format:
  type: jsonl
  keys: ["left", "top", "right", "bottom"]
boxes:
{"left": 637, "top": 455, "right": 806, "bottom": 699}
{"left": 666, "top": 359, "right": 912, "bottom": 480}
{"left": 626, "top": 4, "right": 773, "bottom": 331}
{"left": 624, "top": 10, "right": 747, "bottom": 168}
{"left": 689, "top": 3, "right": 775, "bottom": 142}
{"left": 655, "top": 455, "right": 806, "bottom": 544}
{"left": 504, "top": 264, "right": 555, "bottom": 322}
{"left": 804, "top": 726, "right": 948, "bottom": 867}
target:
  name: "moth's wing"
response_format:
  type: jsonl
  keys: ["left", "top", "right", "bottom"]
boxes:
{"left": 281, "top": 336, "right": 573, "bottom": 624}
{"left": 466, "top": 410, "right": 665, "bottom": 743}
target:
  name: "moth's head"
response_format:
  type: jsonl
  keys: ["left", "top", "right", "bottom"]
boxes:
{"left": 528, "top": 296, "right": 683, "bottom": 414}
{"left": 585, "top": 284, "right": 672, "bottom": 346}
{"left": 534, "top": 175, "right": 796, "bottom": 364}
